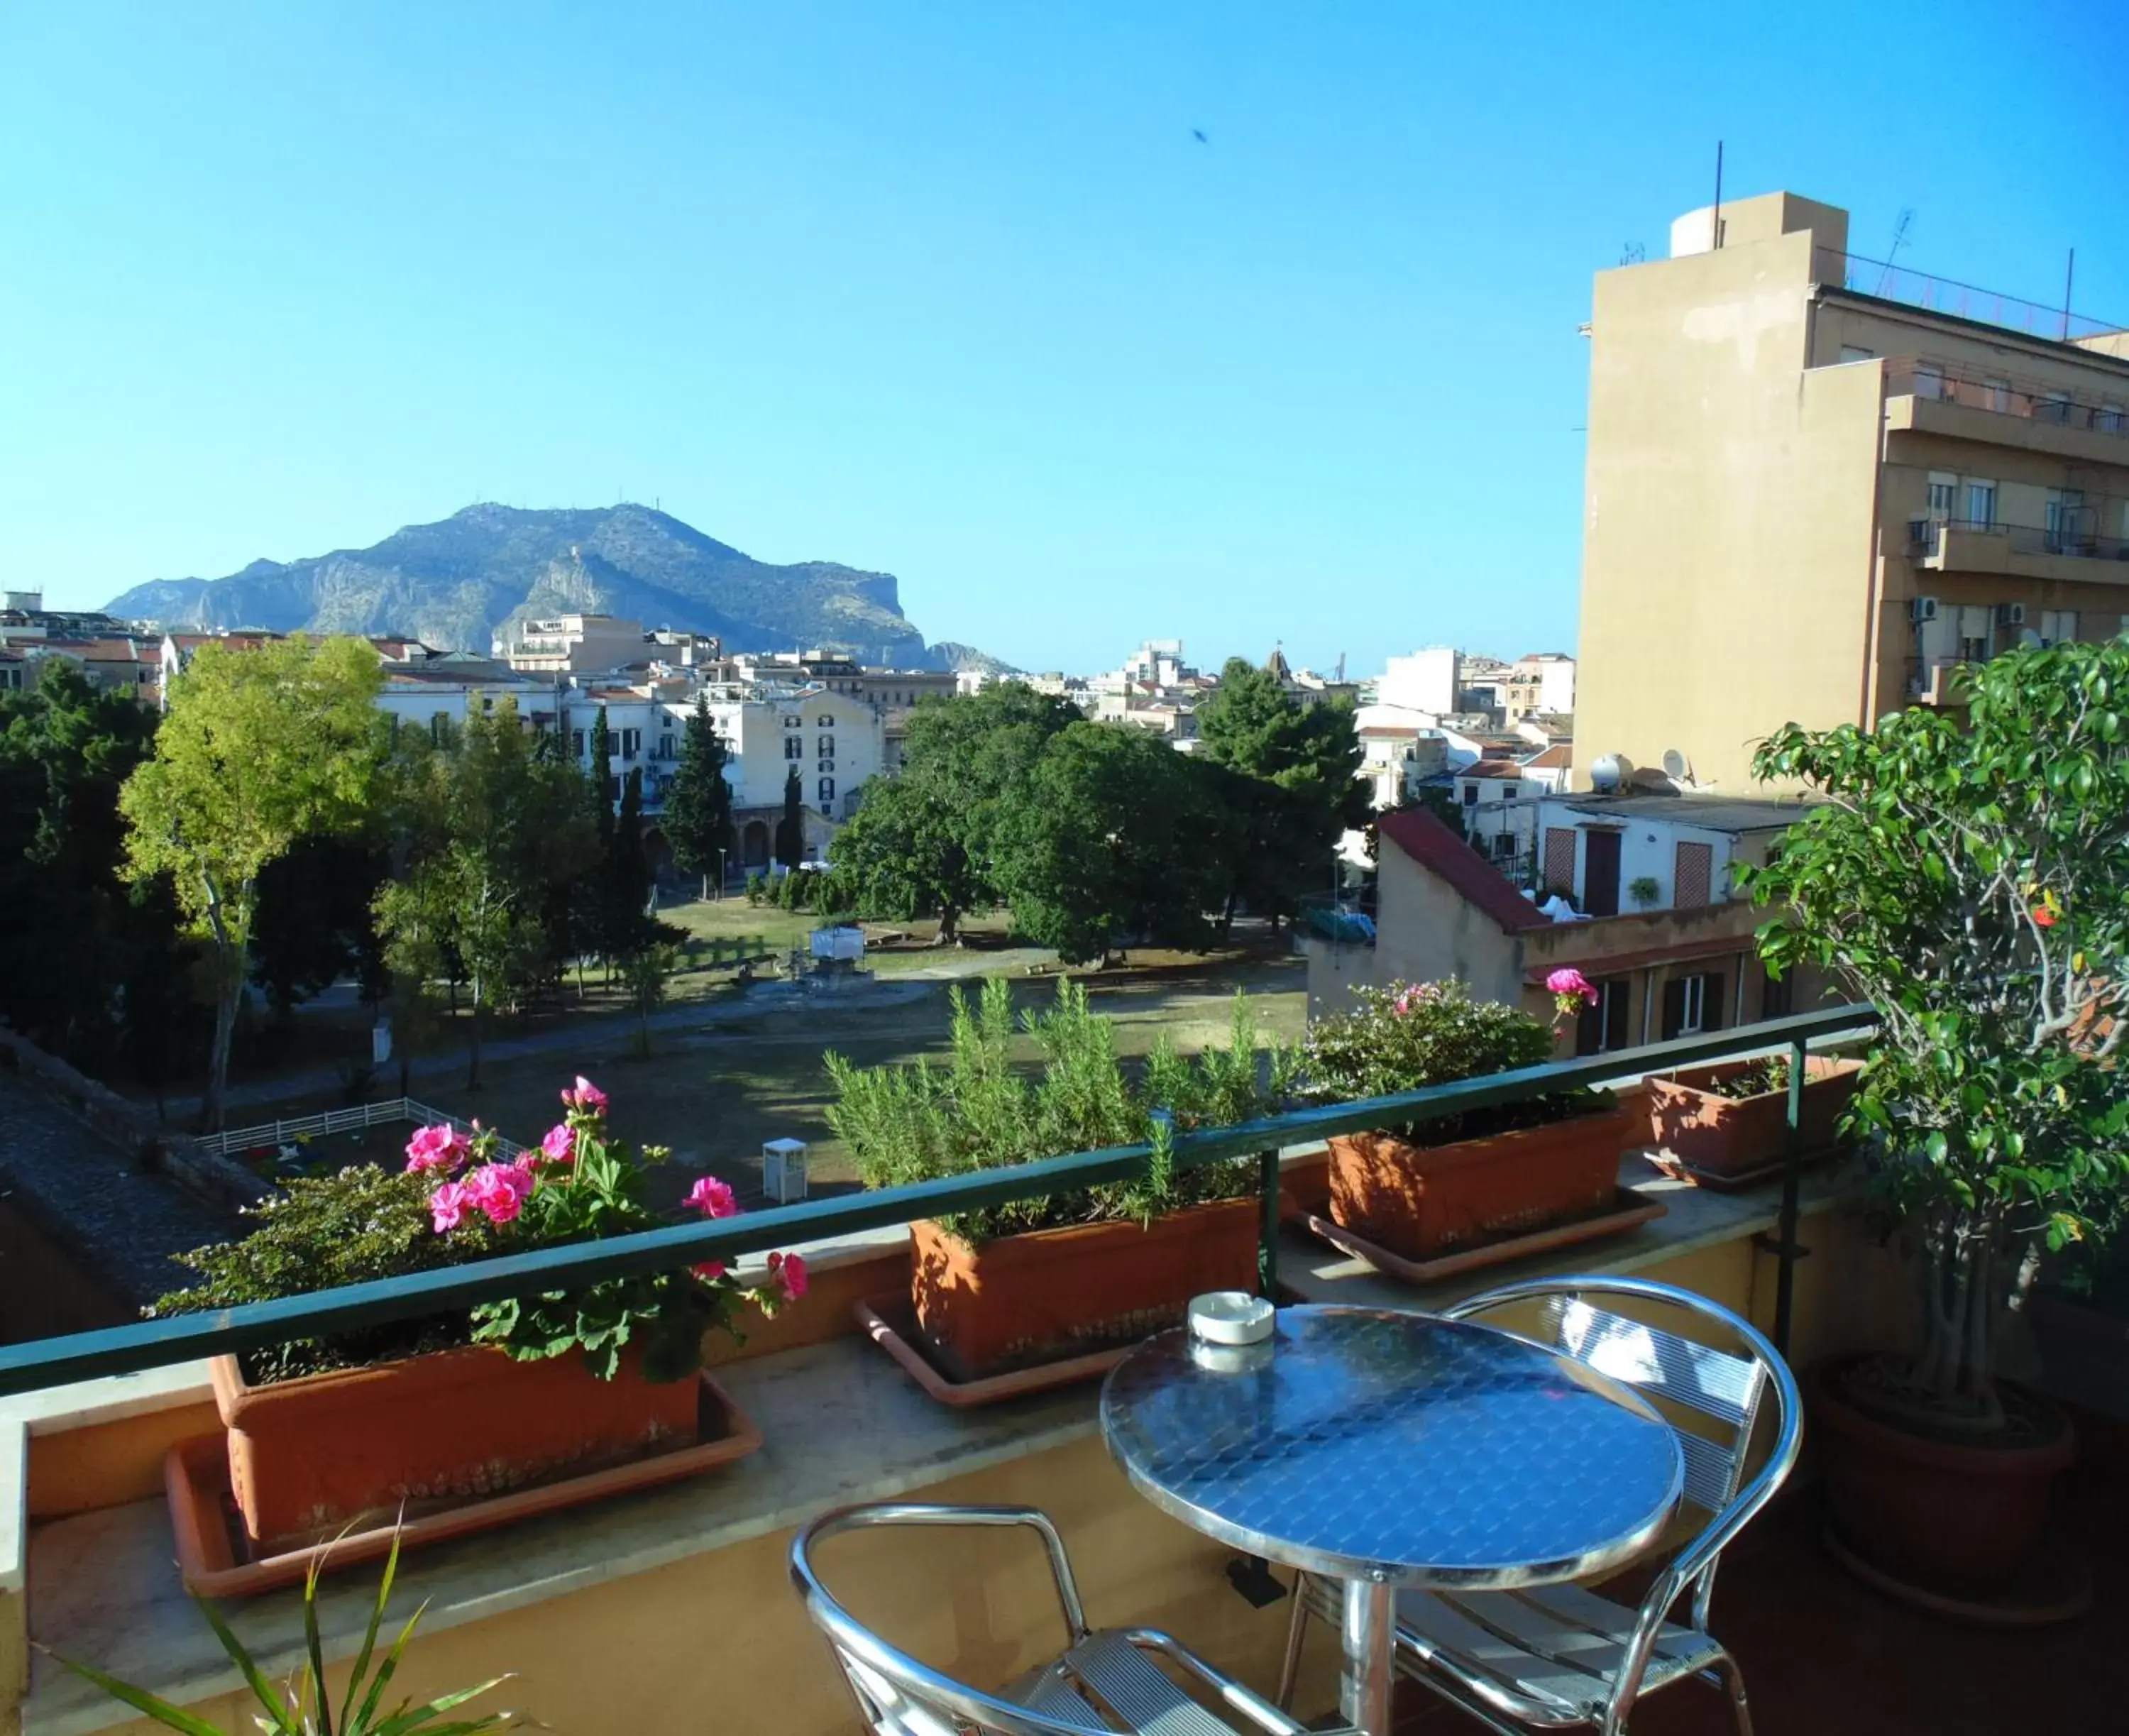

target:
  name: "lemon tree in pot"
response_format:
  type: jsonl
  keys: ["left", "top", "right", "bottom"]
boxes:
{"left": 1743, "top": 639, "right": 2129, "bottom": 1608}
{"left": 827, "top": 978, "right": 1293, "bottom": 1380}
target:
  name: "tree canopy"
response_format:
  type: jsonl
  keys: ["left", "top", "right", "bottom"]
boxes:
{"left": 664, "top": 694, "right": 734, "bottom": 896}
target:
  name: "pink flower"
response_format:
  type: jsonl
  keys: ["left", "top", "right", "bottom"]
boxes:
{"left": 429, "top": 1181, "right": 472, "bottom": 1234}
{"left": 685, "top": 1175, "right": 739, "bottom": 1219}
{"left": 560, "top": 1075, "right": 608, "bottom": 1116}
{"left": 692, "top": 1260, "right": 729, "bottom": 1282}
{"left": 465, "top": 1160, "right": 537, "bottom": 1226}
{"left": 1544, "top": 968, "right": 1598, "bottom": 1004}
{"left": 539, "top": 1122, "right": 578, "bottom": 1167}
{"left": 405, "top": 1124, "right": 471, "bottom": 1175}
{"left": 766, "top": 1251, "right": 809, "bottom": 1301}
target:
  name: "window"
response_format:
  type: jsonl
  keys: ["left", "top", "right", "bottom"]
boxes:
{"left": 1674, "top": 840, "right": 1713, "bottom": 908}
{"left": 782, "top": 715, "right": 801, "bottom": 728}
{"left": 783, "top": 735, "right": 803, "bottom": 759}
{"left": 818, "top": 758, "right": 835, "bottom": 774}
{"left": 2099, "top": 403, "right": 2125, "bottom": 434}
{"left": 818, "top": 735, "right": 834, "bottom": 757}
{"left": 1761, "top": 972, "right": 1794, "bottom": 1021}
{"left": 654, "top": 735, "right": 677, "bottom": 761}
{"left": 1838, "top": 344, "right": 1875, "bottom": 363}
{"left": 1964, "top": 479, "right": 1997, "bottom": 529}
{"left": 1661, "top": 971, "right": 1726, "bottom": 1040}
{"left": 2045, "top": 490, "right": 2086, "bottom": 554}
{"left": 480, "top": 696, "right": 495, "bottom": 711}
{"left": 1984, "top": 378, "right": 2011, "bottom": 412}
{"left": 817, "top": 713, "right": 835, "bottom": 728}
{"left": 2040, "top": 610, "right": 2077, "bottom": 648}
{"left": 618, "top": 727, "right": 642, "bottom": 759}
{"left": 1913, "top": 363, "right": 1945, "bottom": 400}
{"left": 1461, "top": 784, "right": 1480, "bottom": 806}
{"left": 430, "top": 712, "right": 451, "bottom": 745}
{"left": 818, "top": 776, "right": 835, "bottom": 806}
{"left": 571, "top": 730, "right": 585, "bottom": 759}
{"left": 2037, "top": 391, "right": 2072, "bottom": 426}
{"left": 1573, "top": 979, "right": 1631, "bottom": 1055}
{"left": 1925, "top": 472, "right": 1957, "bottom": 522}
{"left": 1957, "top": 605, "right": 1993, "bottom": 665}
{"left": 661, "top": 712, "right": 674, "bottom": 729}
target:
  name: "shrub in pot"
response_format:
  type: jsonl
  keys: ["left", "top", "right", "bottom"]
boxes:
{"left": 1743, "top": 639, "right": 2129, "bottom": 1601}
{"left": 1646, "top": 1050, "right": 1864, "bottom": 1177}
{"left": 1299, "top": 978, "right": 1632, "bottom": 1260}
{"left": 153, "top": 1078, "right": 805, "bottom": 1549}
{"left": 827, "top": 978, "right": 1292, "bottom": 1380}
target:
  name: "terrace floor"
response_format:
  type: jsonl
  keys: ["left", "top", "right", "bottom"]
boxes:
{"left": 1380, "top": 1447, "right": 2129, "bottom": 1735}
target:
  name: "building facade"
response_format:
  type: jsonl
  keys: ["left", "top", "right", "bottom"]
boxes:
{"left": 1575, "top": 190, "right": 2129, "bottom": 793}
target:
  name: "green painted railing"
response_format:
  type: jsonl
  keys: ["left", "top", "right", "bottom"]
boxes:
{"left": 0, "top": 1006, "right": 1876, "bottom": 1397}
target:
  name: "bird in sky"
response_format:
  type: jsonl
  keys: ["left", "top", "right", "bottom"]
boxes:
{"left": 1192, "top": 128, "right": 1209, "bottom": 144}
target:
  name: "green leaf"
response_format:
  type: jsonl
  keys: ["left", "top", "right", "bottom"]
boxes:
{"left": 43, "top": 1654, "right": 236, "bottom": 1736}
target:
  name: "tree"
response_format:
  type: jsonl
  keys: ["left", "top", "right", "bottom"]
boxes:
{"left": 588, "top": 707, "right": 615, "bottom": 850}
{"left": 1742, "top": 641, "right": 2129, "bottom": 1425}
{"left": 1196, "top": 659, "right": 1369, "bottom": 929}
{"left": 375, "top": 698, "right": 595, "bottom": 1089}
{"left": 603, "top": 767, "right": 656, "bottom": 959}
{"left": 994, "top": 722, "right": 1223, "bottom": 965}
{"left": 119, "top": 637, "right": 389, "bottom": 1128}
{"left": 250, "top": 835, "right": 387, "bottom": 1028}
{"left": 774, "top": 763, "right": 804, "bottom": 870}
{"left": 828, "top": 685, "right": 1079, "bottom": 941}
{"left": 664, "top": 693, "right": 734, "bottom": 898}
{"left": 622, "top": 928, "right": 686, "bottom": 1057}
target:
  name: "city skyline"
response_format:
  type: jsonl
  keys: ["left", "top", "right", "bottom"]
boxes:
{"left": 6, "top": 3, "right": 2125, "bottom": 672}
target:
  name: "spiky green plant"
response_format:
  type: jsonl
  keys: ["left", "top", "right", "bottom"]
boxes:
{"left": 45, "top": 1532, "right": 515, "bottom": 1735}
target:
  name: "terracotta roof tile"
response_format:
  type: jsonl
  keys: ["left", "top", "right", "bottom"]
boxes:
{"left": 1377, "top": 808, "right": 1546, "bottom": 934}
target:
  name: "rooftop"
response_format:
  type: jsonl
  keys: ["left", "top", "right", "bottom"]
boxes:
{"left": 1376, "top": 807, "right": 1545, "bottom": 933}
{"left": 1551, "top": 792, "right": 1815, "bottom": 832}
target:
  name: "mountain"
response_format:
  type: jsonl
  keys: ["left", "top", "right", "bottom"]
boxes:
{"left": 105, "top": 503, "right": 966, "bottom": 666}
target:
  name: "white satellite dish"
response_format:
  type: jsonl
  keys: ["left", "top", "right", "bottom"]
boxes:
{"left": 1661, "top": 748, "right": 1688, "bottom": 781}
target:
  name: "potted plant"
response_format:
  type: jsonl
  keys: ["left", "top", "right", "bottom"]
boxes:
{"left": 1646, "top": 1049, "right": 1864, "bottom": 1178}
{"left": 1743, "top": 639, "right": 2129, "bottom": 1603}
{"left": 153, "top": 1077, "right": 806, "bottom": 1551}
{"left": 827, "top": 979, "right": 1292, "bottom": 1380}
{"left": 1628, "top": 874, "right": 1661, "bottom": 910}
{"left": 1300, "top": 977, "right": 1633, "bottom": 1260}
{"left": 47, "top": 1532, "right": 517, "bottom": 1733}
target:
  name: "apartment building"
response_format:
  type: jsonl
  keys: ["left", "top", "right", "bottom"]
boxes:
{"left": 497, "top": 613, "right": 649, "bottom": 674}
{"left": 1575, "top": 191, "right": 2129, "bottom": 792}
{"left": 1501, "top": 652, "right": 1575, "bottom": 723}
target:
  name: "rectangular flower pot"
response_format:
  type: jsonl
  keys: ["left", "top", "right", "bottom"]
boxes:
{"left": 1328, "top": 1104, "right": 1632, "bottom": 1262}
{"left": 1646, "top": 1056, "right": 1861, "bottom": 1178}
{"left": 213, "top": 1342, "right": 701, "bottom": 1551}
{"left": 909, "top": 1197, "right": 1260, "bottom": 1383}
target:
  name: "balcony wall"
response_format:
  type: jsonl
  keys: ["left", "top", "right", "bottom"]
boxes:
{"left": 14, "top": 1164, "right": 1901, "bottom": 1736}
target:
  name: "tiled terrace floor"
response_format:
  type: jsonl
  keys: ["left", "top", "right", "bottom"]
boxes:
{"left": 1382, "top": 1448, "right": 2129, "bottom": 1735}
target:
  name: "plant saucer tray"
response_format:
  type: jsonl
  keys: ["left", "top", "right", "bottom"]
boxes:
{"left": 165, "top": 1370, "right": 761, "bottom": 1597}
{"left": 1644, "top": 1143, "right": 1841, "bottom": 1194}
{"left": 1290, "top": 1187, "right": 1666, "bottom": 1286}
{"left": 853, "top": 1288, "right": 1305, "bottom": 1408}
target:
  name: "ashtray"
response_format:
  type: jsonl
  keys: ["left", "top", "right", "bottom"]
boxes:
{"left": 1188, "top": 1290, "right": 1275, "bottom": 1346}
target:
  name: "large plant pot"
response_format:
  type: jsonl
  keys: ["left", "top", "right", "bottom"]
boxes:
{"left": 1647, "top": 1056, "right": 1861, "bottom": 1177}
{"left": 1328, "top": 1104, "right": 1630, "bottom": 1262}
{"left": 214, "top": 1343, "right": 700, "bottom": 1551}
{"left": 910, "top": 1198, "right": 1258, "bottom": 1382}
{"left": 1810, "top": 1356, "right": 2076, "bottom": 1595}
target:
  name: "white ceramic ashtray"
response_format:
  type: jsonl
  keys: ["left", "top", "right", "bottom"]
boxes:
{"left": 1188, "top": 1290, "right": 1275, "bottom": 1346}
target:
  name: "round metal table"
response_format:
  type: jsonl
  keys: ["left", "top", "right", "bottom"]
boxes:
{"left": 1099, "top": 1304, "right": 1684, "bottom": 1735}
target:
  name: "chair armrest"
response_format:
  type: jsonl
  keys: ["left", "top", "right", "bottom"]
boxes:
{"left": 1116, "top": 1627, "right": 1358, "bottom": 1736}
{"left": 793, "top": 1503, "right": 1090, "bottom": 1641}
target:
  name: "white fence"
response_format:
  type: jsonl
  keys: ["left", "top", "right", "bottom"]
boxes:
{"left": 201, "top": 1097, "right": 527, "bottom": 1162}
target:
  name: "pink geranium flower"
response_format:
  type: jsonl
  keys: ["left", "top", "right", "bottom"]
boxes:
{"left": 685, "top": 1175, "right": 739, "bottom": 1219}
{"left": 560, "top": 1075, "right": 608, "bottom": 1116}
{"left": 405, "top": 1123, "right": 471, "bottom": 1175}
{"left": 1545, "top": 967, "right": 1597, "bottom": 1002}
{"left": 766, "top": 1251, "right": 809, "bottom": 1301}
{"left": 465, "top": 1160, "right": 537, "bottom": 1226}
{"left": 539, "top": 1122, "right": 578, "bottom": 1167}
{"left": 692, "top": 1260, "right": 728, "bottom": 1282}
{"left": 429, "top": 1180, "right": 473, "bottom": 1234}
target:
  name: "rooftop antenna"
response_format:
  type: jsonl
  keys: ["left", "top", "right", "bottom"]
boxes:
{"left": 2063, "top": 248, "right": 2076, "bottom": 339}
{"left": 1710, "top": 141, "right": 1723, "bottom": 250}
{"left": 1876, "top": 209, "right": 1915, "bottom": 295}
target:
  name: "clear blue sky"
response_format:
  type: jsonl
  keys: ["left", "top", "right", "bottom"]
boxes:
{"left": 6, "top": 4, "right": 2124, "bottom": 674}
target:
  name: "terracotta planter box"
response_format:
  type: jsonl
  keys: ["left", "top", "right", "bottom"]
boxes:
{"left": 1328, "top": 1104, "right": 1631, "bottom": 1263}
{"left": 214, "top": 1342, "right": 700, "bottom": 1551}
{"left": 1647, "top": 1056, "right": 1861, "bottom": 1177}
{"left": 910, "top": 1198, "right": 1259, "bottom": 1382}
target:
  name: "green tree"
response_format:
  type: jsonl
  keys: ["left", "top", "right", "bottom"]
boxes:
{"left": 588, "top": 706, "right": 615, "bottom": 849}
{"left": 375, "top": 697, "right": 596, "bottom": 1089}
{"left": 774, "top": 762, "right": 804, "bottom": 870}
{"left": 119, "top": 637, "right": 389, "bottom": 1128}
{"left": 1742, "top": 641, "right": 2129, "bottom": 1424}
{"left": 1196, "top": 658, "right": 1369, "bottom": 929}
{"left": 250, "top": 835, "right": 387, "bottom": 1028}
{"left": 828, "top": 685, "right": 1079, "bottom": 941}
{"left": 603, "top": 766, "right": 656, "bottom": 960}
{"left": 664, "top": 693, "right": 734, "bottom": 898}
{"left": 994, "top": 721, "right": 1223, "bottom": 965}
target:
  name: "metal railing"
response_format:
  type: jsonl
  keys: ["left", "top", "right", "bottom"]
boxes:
{"left": 1885, "top": 358, "right": 2129, "bottom": 436}
{"left": 1908, "top": 517, "right": 2129, "bottom": 566}
{"left": 198, "top": 1097, "right": 528, "bottom": 1160}
{"left": 1837, "top": 257, "right": 2122, "bottom": 344}
{"left": 0, "top": 1006, "right": 1878, "bottom": 1397}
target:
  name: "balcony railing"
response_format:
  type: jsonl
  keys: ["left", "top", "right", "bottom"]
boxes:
{"left": 0, "top": 1006, "right": 1876, "bottom": 1398}
{"left": 1834, "top": 256, "right": 2123, "bottom": 344}
{"left": 1885, "top": 358, "right": 2129, "bottom": 439}
{"left": 1905, "top": 516, "right": 2129, "bottom": 568}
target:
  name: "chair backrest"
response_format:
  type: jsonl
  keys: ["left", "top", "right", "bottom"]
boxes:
{"left": 789, "top": 1502, "right": 1120, "bottom": 1736}
{"left": 1442, "top": 1275, "right": 1801, "bottom": 1626}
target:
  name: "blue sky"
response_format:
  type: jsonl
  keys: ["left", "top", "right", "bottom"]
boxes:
{"left": 5, "top": 4, "right": 2124, "bottom": 674}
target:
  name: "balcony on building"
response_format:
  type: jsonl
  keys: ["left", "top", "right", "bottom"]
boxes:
{"left": 1883, "top": 354, "right": 2129, "bottom": 465}
{"left": 1905, "top": 513, "right": 2129, "bottom": 588}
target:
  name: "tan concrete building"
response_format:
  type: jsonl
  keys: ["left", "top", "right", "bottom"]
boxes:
{"left": 1575, "top": 191, "right": 2129, "bottom": 793}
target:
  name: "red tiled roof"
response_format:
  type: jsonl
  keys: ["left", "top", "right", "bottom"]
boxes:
{"left": 1358, "top": 723, "right": 1421, "bottom": 737}
{"left": 1527, "top": 745, "right": 1573, "bottom": 769}
{"left": 1377, "top": 808, "right": 1546, "bottom": 934}
{"left": 1465, "top": 759, "right": 1527, "bottom": 779}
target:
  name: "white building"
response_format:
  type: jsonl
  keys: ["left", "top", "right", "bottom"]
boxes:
{"left": 375, "top": 654, "right": 559, "bottom": 737}
{"left": 1378, "top": 648, "right": 1461, "bottom": 716}
{"left": 497, "top": 614, "right": 650, "bottom": 675}
{"left": 1523, "top": 792, "right": 1808, "bottom": 917}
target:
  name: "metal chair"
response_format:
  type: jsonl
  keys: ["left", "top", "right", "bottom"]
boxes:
{"left": 1275, "top": 1277, "right": 1802, "bottom": 1736}
{"left": 792, "top": 1502, "right": 1353, "bottom": 1736}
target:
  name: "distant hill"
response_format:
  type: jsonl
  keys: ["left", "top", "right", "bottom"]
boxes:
{"left": 106, "top": 502, "right": 986, "bottom": 669}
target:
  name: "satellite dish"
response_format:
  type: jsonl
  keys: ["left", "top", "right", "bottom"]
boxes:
{"left": 1661, "top": 748, "right": 1688, "bottom": 781}
{"left": 2018, "top": 627, "right": 2042, "bottom": 649}
{"left": 1588, "top": 753, "right": 1630, "bottom": 793}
